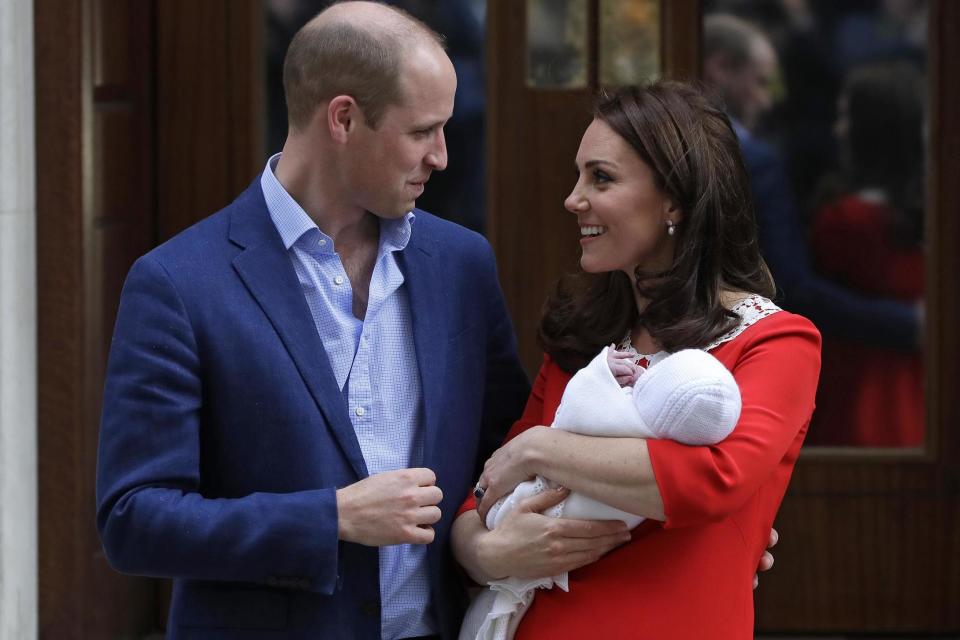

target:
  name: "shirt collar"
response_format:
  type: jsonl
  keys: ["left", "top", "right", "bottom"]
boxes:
{"left": 260, "top": 152, "right": 415, "bottom": 255}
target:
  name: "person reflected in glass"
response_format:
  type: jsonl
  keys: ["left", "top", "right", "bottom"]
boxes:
{"left": 806, "top": 62, "right": 925, "bottom": 447}
{"left": 702, "top": 13, "right": 923, "bottom": 356}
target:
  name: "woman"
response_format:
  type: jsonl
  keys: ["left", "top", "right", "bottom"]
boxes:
{"left": 452, "top": 81, "right": 821, "bottom": 639}
{"left": 807, "top": 62, "right": 925, "bottom": 447}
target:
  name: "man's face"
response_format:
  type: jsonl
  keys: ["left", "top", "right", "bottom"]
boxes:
{"left": 345, "top": 46, "right": 457, "bottom": 219}
{"left": 723, "top": 37, "right": 778, "bottom": 131}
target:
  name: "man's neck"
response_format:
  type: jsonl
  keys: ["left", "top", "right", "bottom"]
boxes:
{"left": 275, "top": 139, "right": 374, "bottom": 247}
{"left": 275, "top": 143, "right": 381, "bottom": 319}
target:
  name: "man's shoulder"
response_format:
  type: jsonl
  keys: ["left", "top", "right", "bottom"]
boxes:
{"left": 411, "top": 208, "right": 484, "bottom": 241}
{"left": 734, "top": 128, "right": 782, "bottom": 175}
{"left": 410, "top": 208, "right": 493, "bottom": 258}
{"left": 145, "top": 181, "right": 263, "bottom": 265}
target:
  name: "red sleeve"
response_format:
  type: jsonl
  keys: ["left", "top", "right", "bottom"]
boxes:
{"left": 456, "top": 354, "right": 554, "bottom": 517}
{"left": 647, "top": 313, "right": 821, "bottom": 528}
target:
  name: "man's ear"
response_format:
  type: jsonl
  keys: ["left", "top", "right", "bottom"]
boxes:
{"left": 327, "top": 95, "right": 359, "bottom": 144}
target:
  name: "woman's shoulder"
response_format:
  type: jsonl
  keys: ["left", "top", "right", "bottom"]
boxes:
{"left": 538, "top": 352, "right": 575, "bottom": 384}
{"left": 708, "top": 294, "right": 820, "bottom": 353}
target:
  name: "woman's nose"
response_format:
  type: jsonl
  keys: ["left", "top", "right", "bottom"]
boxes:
{"left": 564, "top": 188, "right": 588, "bottom": 213}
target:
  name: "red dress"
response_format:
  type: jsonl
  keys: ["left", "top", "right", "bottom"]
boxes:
{"left": 808, "top": 194, "right": 924, "bottom": 446}
{"left": 463, "top": 308, "right": 820, "bottom": 639}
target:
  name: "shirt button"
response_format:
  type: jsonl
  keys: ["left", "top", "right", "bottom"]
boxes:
{"left": 334, "top": 275, "right": 344, "bottom": 285}
{"left": 318, "top": 238, "right": 327, "bottom": 246}
{"left": 355, "top": 406, "right": 366, "bottom": 417}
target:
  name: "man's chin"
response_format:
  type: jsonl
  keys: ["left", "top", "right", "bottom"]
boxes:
{"left": 370, "top": 202, "right": 415, "bottom": 218}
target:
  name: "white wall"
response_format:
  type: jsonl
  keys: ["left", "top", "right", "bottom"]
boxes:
{"left": 0, "top": 0, "right": 38, "bottom": 637}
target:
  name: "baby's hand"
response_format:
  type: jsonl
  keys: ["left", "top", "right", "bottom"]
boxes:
{"left": 606, "top": 344, "right": 642, "bottom": 387}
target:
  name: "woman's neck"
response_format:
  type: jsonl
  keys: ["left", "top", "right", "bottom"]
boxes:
{"left": 628, "top": 288, "right": 752, "bottom": 354}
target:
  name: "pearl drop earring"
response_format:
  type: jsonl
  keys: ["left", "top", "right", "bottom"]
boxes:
{"left": 666, "top": 220, "right": 676, "bottom": 236}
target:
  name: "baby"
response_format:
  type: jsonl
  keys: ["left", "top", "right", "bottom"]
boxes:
{"left": 461, "top": 345, "right": 742, "bottom": 640}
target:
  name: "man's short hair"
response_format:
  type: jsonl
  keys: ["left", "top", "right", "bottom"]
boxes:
{"left": 703, "top": 13, "right": 763, "bottom": 69}
{"left": 282, "top": 2, "right": 445, "bottom": 131}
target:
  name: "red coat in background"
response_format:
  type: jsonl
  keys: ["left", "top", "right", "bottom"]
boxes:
{"left": 808, "top": 193, "right": 924, "bottom": 447}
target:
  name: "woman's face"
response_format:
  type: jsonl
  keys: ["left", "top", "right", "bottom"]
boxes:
{"left": 565, "top": 118, "right": 677, "bottom": 277}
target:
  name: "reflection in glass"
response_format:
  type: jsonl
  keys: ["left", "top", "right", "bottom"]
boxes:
{"left": 599, "top": 0, "right": 660, "bottom": 86}
{"left": 700, "top": 1, "right": 928, "bottom": 448}
{"left": 526, "top": 0, "right": 588, "bottom": 88}
{"left": 808, "top": 61, "right": 926, "bottom": 448}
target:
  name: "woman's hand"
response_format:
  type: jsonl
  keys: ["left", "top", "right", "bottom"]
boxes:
{"left": 753, "top": 527, "right": 779, "bottom": 589}
{"left": 475, "top": 426, "right": 550, "bottom": 523}
{"left": 456, "top": 487, "right": 631, "bottom": 583}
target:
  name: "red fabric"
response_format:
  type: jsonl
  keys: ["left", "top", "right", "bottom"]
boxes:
{"left": 807, "top": 195, "right": 924, "bottom": 446}
{"left": 475, "top": 311, "right": 821, "bottom": 639}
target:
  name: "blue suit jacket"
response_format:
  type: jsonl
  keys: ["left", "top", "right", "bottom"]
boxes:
{"left": 96, "top": 181, "right": 530, "bottom": 639}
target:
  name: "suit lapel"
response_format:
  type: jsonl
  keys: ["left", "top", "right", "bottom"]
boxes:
{"left": 228, "top": 186, "right": 369, "bottom": 479}
{"left": 397, "top": 230, "right": 447, "bottom": 469}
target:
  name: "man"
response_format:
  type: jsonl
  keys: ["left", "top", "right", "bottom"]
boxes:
{"left": 95, "top": 3, "right": 538, "bottom": 638}
{"left": 702, "top": 13, "right": 920, "bottom": 350}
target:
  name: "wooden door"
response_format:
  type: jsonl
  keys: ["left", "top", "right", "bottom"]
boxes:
{"left": 486, "top": 0, "right": 960, "bottom": 633}
{"left": 35, "top": 0, "right": 262, "bottom": 635}
{"left": 36, "top": 1, "right": 157, "bottom": 635}
{"left": 756, "top": 2, "right": 960, "bottom": 631}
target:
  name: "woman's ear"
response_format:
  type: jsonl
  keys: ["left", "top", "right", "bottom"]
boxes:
{"left": 664, "top": 198, "right": 683, "bottom": 223}
{"left": 327, "top": 95, "right": 358, "bottom": 144}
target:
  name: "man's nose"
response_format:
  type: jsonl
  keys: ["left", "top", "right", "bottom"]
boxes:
{"left": 426, "top": 129, "right": 448, "bottom": 170}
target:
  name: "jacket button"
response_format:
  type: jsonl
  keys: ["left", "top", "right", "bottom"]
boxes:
{"left": 363, "top": 601, "right": 380, "bottom": 617}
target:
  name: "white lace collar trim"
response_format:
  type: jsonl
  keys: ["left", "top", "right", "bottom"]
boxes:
{"left": 617, "top": 294, "right": 781, "bottom": 366}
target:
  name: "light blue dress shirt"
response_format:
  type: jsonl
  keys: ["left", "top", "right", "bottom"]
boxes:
{"left": 261, "top": 154, "right": 435, "bottom": 639}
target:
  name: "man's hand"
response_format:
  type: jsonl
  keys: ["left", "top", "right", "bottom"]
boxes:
{"left": 754, "top": 527, "right": 778, "bottom": 589}
{"left": 336, "top": 468, "right": 442, "bottom": 546}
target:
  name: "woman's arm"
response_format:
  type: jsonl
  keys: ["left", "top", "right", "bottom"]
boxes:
{"left": 477, "top": 314, "right": 821, "bottom": 528}
{"left": 476, "top": 426, "right": 665, "bottom": 523}
{"left": 452, "top": 488, "right": 631, "bottom": 585}
{"left": 459, "top": 319, "right": 812, "bottom": 582}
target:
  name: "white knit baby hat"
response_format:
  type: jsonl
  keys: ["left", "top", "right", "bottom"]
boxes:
{"left": 632, "top": 349, "right": 742, "bottom": 444}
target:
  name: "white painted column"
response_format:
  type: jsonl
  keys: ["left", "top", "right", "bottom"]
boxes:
{"left": 0, "top": 0, "right": 38, "bottom": 637}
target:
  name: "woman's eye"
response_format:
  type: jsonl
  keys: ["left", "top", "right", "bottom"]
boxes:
{"left": 594, "top": 170, "right": 612, "bottom": 183}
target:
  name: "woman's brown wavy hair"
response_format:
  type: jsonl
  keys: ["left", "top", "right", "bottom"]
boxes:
{"left": 539, "top": 81, "right": 775, "bottom": 373}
